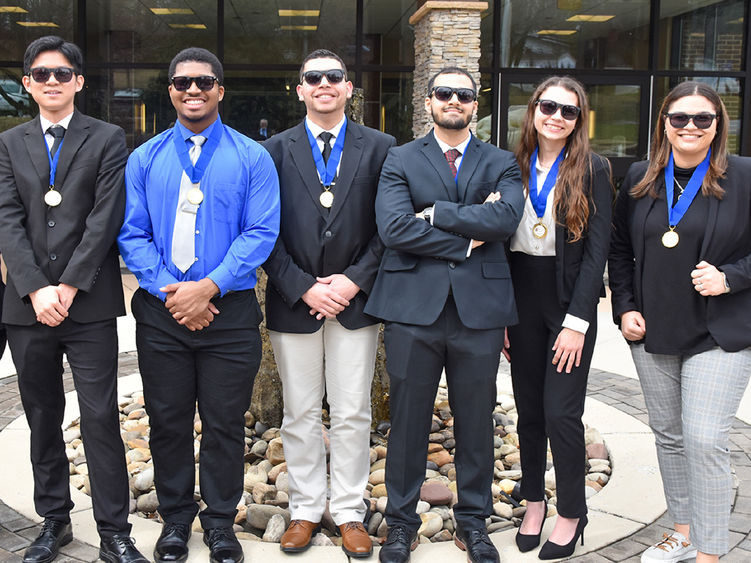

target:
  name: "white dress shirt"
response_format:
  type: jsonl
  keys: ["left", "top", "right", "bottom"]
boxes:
{"left": 40, "top": 112, "right": 74, "bottom": 152}
{"left": 305, "top": 115, "right": 346, "bottom": 179}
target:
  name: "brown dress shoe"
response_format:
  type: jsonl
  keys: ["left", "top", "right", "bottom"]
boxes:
{"left": 339, "top": 521, "right": 373, "bottom": 558}
{"left": 280, "top": 520, "right": 320, "bottom": 553}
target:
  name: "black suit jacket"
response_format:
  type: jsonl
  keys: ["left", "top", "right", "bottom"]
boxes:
{"left": 262, "top": 120, "right": 396, "bottom": 333}
{"left": 0, "top": 111, "right": 126, "bottom": 325}
{"left": 364, "top": 131, "right": 524, "bottom": 330}
{"left": 608, "top": 155, "right": 751, "bottom": 352}
{"left": 550, "top": 153, "right": 613, "bottom": 323}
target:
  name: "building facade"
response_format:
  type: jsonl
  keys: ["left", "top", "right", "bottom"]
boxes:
{"left": 1, "top": 0, "right": 748, "bottom": 178}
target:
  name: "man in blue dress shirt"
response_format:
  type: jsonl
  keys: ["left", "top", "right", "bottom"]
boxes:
{"left": 118, "top": 47, "right": 280, "bottom": 563}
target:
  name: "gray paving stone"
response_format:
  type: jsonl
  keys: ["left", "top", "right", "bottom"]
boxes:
{"left": 739, "top": 538, "right": 751, "bottom": 550}
{"left": 0, "top": 547, "right": 23, "bottom": 563}
{"left": 595, "top": 538, "right": 647, "bottom": 560}
{"left": 58, "top": 539, "right": 100, "bottom": 561}
{"left": 0, "top": 506, "right": 22, "bottom": 526}
{"left": 566, "top": 553, "right": 615, "bottom": 562}
{"left": 0, "top": 519, "right": 36, "bottom": 534}
{"left": 721, "top": 547, "right": 751, "bottom": 562}
{"left": 0, "top": 529, "right": 29, "bottom": 552}
{"left": 729, "top": 512, "right": 751, "bottom": 534}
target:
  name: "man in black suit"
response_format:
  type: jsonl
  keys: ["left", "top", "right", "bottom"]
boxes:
{"left": 0, "top": 36, "right": 146, "bottom": 563}
{"left": 263, "top": 49, "right": 394, "bottom": 558}
{"left": 364, "top": 67, "right": 524, "bottom": 563}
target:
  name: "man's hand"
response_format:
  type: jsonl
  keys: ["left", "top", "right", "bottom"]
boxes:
{"left": 502, "top": 327, "right": 511, "bottom": 363}
{"left": 302, "top": 281, "right": 350, "bottom": 320}
{"left": 57, "top": 283, "right": 78, "bottom": 310}
{"left": 620, "top": 310, "right": 646, "bottom": 341}
{"left": 484, "top": 192, "right": 501, "bottom": 204}
{"left": 29, "top": 285, "right": 68, "bottom": 326}
{"left": 309, "top": 274, "right": 360, "bottom": 320}
{"left": 160, "top": 278, "right": 220, "bottom": 329}
{"left": 551, "top": 327, "right": 585, "bottom": 374}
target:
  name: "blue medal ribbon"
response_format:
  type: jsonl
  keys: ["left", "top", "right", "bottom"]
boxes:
{"left": 529, "top": 146, "right": 565, "bottom": 218}
{"left": 304, "top": 118, "right": 347, "bottom": 186}
{"left": 171, "top": 117, "right": 224, "bottom": 184}
{"left": 45, "top": 137, "right": 64, "bottom": 188}
{"left": 664, "top": 149, "right": 711, "bottom": 227}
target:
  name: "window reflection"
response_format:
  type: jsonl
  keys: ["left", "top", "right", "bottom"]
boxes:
{"left": 476, "top": 73, "right": 494, "bottom": 143}
{"left": 363, "top": 0, "right": 416, "bottom": 65}
{"left": 361, "top": 72, "right": 413, "bottom": 145}
{"left": 0, "top": 1, "right": 75, "bottom": 62}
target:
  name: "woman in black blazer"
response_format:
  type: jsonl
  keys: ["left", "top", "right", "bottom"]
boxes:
{"left": 609, "top": 81, "right": 751, "bottom": 563}
{"left": 506, "top": 76, "right": 612, "bottom": 560}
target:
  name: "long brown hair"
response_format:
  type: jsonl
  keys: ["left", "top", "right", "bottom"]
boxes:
{"left": 514, "top": 76, "right": 597, "bottom": 242}
{"left": 631, "top": 80, "right": 728, "bottom": 199}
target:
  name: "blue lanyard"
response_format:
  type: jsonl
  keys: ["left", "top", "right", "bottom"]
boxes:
{"left": 45, "top": 137, "right": 64, "bottom": 188}
{"left": 529, "top": 147, "right": 565, "bottom": 218}
{"left": 172, "top": 118, "right": 224, "bottom": 183}
{"left": 664, "top": 149, "right": 711, "bottom": 227}
{"left": 305, "top": 118, "right": 347, "bottom": 186}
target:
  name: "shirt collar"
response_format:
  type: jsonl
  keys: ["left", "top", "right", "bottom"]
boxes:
{"left": 433, "top": 130, "right": 472, "bottom": 155}
{"left": 40, "top": 111, "right": 74, "bottom": 135}
{"left": 305, "top": 115, "right": 346, "bottom": 141}
{"left": 175, "top": 117, "right": 219, "bottom": 142}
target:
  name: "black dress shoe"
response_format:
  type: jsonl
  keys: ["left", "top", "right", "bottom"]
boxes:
{"left": 154, "top": 522, "right": 191, "bottom": 562}
{"left": 515, "top": 499, "right": 548, "bottom": 552}
{"left": 454, "top": 526, "right": 499, "bottom": 563}
{"left": 23, "top": 519, "right": 73, "bottom": 563}
{"left": 379, "top": 526, "right": 418, "bottom": 563}
{"left": 99, "top": 534, "right": 149, "bottom": 563}
{"left": 203, "top": 527, "right": 244, "bottom": 563}
{"left": 538, "top": 515, "right": 587, "bottom": 560}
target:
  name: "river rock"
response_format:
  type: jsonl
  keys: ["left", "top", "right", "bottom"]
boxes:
{"left": 417, "top": 512, "right": 442, "bottom": 537}
{"left": 267, "top": 438, "right": 285, "bottom": 465}
{"left": 262, "top": 514, "right": 286, "bottom": 542}
{"left": 246, "top": 504, "right": 289, "bottom": 530}
{"left": 420, "top": 482, "right": 452, "bottom": 506}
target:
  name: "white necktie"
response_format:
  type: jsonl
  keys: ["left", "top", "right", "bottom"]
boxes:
{"left": 171, "top": 135, "right": 206, "bottom": 272}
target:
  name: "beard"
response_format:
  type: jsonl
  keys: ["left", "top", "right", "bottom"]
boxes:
{"left": 431, "top": 106, "right": 472, "bottom": 130}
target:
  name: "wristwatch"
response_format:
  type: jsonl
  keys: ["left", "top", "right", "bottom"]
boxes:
{"left": 721, "top": 272, "right": 731, "bottom": 293}
{"left": 422, "top": 206, "right": 434, "bottom": 224}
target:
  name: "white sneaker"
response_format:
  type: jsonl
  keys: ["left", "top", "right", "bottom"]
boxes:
{"left": 640, "top": 532, "right": 698, "bottom": 562}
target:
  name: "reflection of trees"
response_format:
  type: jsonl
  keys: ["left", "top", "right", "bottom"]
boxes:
{"left": 0, "top": 71, "right": 25, "bottom": 116}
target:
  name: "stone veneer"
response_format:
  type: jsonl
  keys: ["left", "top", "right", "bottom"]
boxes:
{"left": 410, "top": 1, "right": 488, "bottom": 139}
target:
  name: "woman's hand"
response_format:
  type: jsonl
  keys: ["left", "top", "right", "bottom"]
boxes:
{"left": 552, "top": 327, "right": 585, "bottom": 374}
{"left": 502, "top": 327, "right": 511, "bottom": 363}
{"left": 691, "top": 260, "right": 729, "bottom": 296}
{"left": 620, "top": 310, "right": 646, "bottom": 341}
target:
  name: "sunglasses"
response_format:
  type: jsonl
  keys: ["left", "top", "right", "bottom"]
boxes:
{"left": 664, "top": 112, "right": 717, "bottom": 129}
{"left": 536, "top": 99, "right": 581, "bottom": 121}
{"left": 29, "top": 67, "right": 75, "bottom": 83}
{"left": 301, "top": 69, "right": 346, "bottom": 86}
{"left": 430, "top": 86, "right": 477, "bottom": 103}
{"left": 170, "top": 75, "right": 219, "bottom": 91}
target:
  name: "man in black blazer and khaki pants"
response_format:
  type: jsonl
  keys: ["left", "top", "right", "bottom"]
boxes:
{"left": 0, "top": 36, "right": 145, "bottom": 563}
{"left": 263, "top": 49, "right": 395, "bottom": 558}
{"left": 365, "top": 67, "right": 524, "bottom": 563}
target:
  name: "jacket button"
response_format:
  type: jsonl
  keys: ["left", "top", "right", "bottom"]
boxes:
{"left": 47, "top": 220, "right": 55, "bottom": 227}
{"left": 449, "top": 261, "right": 456, "bottom": 269}
{"left": 50, "top": 254, "right": 57, "bottom": 261}
{"left": 324, "top": 230, "right": 332, "bottom": 238}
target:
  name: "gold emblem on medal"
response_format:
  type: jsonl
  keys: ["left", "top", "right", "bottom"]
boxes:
{"left": 44, "top": 189, "right": 62, "bottom": 207}
{"left": 662, "top": 230, "right": 679, "bottom": 248}
{"left": 532, "top": 222, "right": 547, "bottom": 239}
{"left": 319, "top": 190, "right": 334, "bottom": 208}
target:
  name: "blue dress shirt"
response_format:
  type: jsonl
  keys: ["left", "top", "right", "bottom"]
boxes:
{"left": 118, "top": 118, "right": 280, "bottom": 300}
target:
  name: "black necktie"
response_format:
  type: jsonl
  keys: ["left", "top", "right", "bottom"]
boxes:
{"left": 47, "top": 125, "right": 65, "bottom": 158}
{"left": 320, "top": 131, "right": 333, "bottom": 164}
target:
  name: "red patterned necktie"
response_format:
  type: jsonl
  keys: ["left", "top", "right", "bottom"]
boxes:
{"left": 444, "top": 148, "right": 460, "bottom": 178}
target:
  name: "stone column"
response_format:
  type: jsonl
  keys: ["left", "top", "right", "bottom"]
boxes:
{"left": 410, "top": 1, "right": 488, "bottom": 139}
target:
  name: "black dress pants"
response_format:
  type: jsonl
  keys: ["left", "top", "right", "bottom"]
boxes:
{"left": 383, "top": 296, "right": 504, "bottom": 531}
{"left": 507, "top": 253, "right": 595, "bottom": 519}
{"left": 7, "top": 318, "right": 130, "bottom": 536}
{"left": 132, "top": 288, "right": 261, "bottom": 529}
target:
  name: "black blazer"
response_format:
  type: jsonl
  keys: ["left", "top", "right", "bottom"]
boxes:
{"left": 608, "top": 155, "right": 751, "bottom": 352}
{"left": 0, "top": 111, "right": 126, "bottom": 325}
{"left": 364, "top": 131, "right": 525, "bottom": 330}
{"left": 549, "top": 153, "right": 613, "bottom": 323}
{"left": 262, "top": 120, "right": 396, "bottom": 333}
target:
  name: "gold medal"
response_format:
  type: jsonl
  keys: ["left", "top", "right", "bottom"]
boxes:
{"left": 532, "top": 221, "right": 547, "bottom": 239}
{"left": 319, "top": 190, "right": 334, "bottom": 208}
{"left": 187, "top": 187, "right": 204, "bottom": 205}
{"left": 44, "top": 188, "right": 62, "bottom": 207}
{"left": 662, "top": 229, "right": 679, "bottom": 248}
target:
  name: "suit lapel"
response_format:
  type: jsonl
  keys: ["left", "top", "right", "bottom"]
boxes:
{"left": 326, "top": 121, "right": 363, "bottom": 227}
{"left": 456, "top": 135, "right": 481, "bottom": 201}
{"left": 700, "top": 191, "right": 720, "bottom": 257}
{"left": 22, "top": 116, "right": 50, "bottom": 187}
{"left": 289, "top": 122, "right": 329, "bottom": 221}
{"left": 54, "top": 111, "right": 90, "bottom": 189}
{"left": 420, "top": 132, "right": 458, "bottom": 201}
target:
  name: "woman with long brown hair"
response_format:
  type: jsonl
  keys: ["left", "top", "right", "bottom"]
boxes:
{"left": 506, "top": 75, "right": 612, "bottom": 559}
{"left": 609, "top": 81, "right": 751, "bottom": 563}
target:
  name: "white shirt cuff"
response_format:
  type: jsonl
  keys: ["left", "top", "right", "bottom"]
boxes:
{"left": 466, "top": 241, "right": 473, "bottom": 258}
{"left": 562, "top": 314, "right": 589, "bottom": 335}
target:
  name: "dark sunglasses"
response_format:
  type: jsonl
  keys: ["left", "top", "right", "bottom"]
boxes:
{"left": 664, "top": 112, "right": 717, "bottom": 129}
{"left": 170, "top": 75, "right": 219, "bottom": 91}
{"left": 301, "top": 69, "right": 346, "bottom": 86}
{"left": 536, "top": 99, "right": 581, "bottom": 121}
{"left": 29, "top": 67, "right": 75, "bottom": 83}
{"left": 430, "top": 86, "right": 477, "bottom": 103}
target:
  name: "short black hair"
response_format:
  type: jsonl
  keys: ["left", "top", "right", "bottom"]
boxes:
{"left": 299, "top": 49, "right": 347, "bottom": 83}
{"left": 23, "top": 35, "right": 83, "bottom": 75}
{"left": 169, "top": 47, "right": 223, "bottom": 85}
{"left": 427, "top": 66, "right": 477, "bottom": 94}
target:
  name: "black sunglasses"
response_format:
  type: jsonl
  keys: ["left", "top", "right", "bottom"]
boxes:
{"left": 301, "top": 69, "right": 346, "bottom": 86}
{"left": 170, "top": 75, "right": 219, "bottom": 91}
{"left": 664, "top": 112, "right": 717, "bottom": 130}
{"left": 430, "top": 86, "right": 477, "bottom": 103}
{"left": 29, "top": 67, "right": 75, "bottom": 83}
{"left": 536, "top": 99, "right": 581, "bottom": 121}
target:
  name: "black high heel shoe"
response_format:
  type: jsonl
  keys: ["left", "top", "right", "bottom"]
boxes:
{"left": 537, "top": 515, "right": 588, "bottom": 560}
{"left": 515, "top": 499, "right": 548, "bottom": 553}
